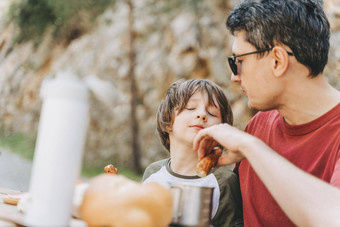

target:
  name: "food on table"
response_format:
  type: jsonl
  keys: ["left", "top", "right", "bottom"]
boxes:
{"left": 72, "top": 183, "right": 89, "bottom": 219}
{"left": 104, "top": 164, "right": 118, "bottom": 174}
{"left": 2, "top": 195, "right": 20, "bottom": 205}
{"left": 80, "top": 174, "right": 173, "bottom": 227}
{"left": 1, "top": 193, "right": 27, "bottom": 206}
{"left": 196, "top": 147, "right": 223, "bottom": 177}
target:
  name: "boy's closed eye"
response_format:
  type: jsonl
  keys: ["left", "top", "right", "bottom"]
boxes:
{"left": 207, "top": 106, "right": 220, "bottom": 117}
{"left": 185, "top": 106, "right": 220, "bottom": 118}
{"left": 208, "top": 111, "right": 217, "bottom": 117}
{"left": 207, "top": 109, "right": 219, "bottom": 117}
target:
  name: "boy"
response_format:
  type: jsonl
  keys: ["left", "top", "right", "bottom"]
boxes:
{"left": 143, "top": 79, "right": 243, "bottom": 227}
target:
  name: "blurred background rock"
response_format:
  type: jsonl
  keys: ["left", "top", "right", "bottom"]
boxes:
{"left": 0, "top": 0, "right": 339, "bottom": 178}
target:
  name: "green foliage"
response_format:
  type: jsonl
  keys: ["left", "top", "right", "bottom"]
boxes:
{"left": 8, "top": 0, "right": 115, "bottom": 45}
{"left": 0, "top": 132, "right": 36, "bottom": 160}
{"left": 0, "top": 131, "right": 142, "bottom": 181}
{"left": 81, "top": 164, "right": 143, "bottom": 182}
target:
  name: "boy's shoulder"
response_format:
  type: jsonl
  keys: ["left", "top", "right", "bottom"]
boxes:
{"left": 142, "top": 158, "right": 169, "bottom": 181}
{"left": 211, "top": 164, "right": 239, "bottom": 185}
{"left": 146, "top": 158, "right": 169, "bottom": 169}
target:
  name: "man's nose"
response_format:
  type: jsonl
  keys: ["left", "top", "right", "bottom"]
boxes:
{"left": 231, "top": 73, "right": 241, "bottom": 82}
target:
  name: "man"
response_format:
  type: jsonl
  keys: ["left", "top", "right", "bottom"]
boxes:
{"left": 193, "top": 0, "right": 340, "bottom": 226}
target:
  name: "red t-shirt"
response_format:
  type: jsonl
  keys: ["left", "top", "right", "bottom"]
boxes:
{"left": 238, "top": 103, "right": 340, "bottom": 226}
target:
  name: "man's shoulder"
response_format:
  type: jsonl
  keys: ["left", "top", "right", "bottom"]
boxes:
{"left": 252, "top": 110, "right": 280, "bottom": 120}
{"left": 246, "top": 110, "right": 281, "bottom": 132}
{"left": 142, "top": 158, "right": 169, "bottom": 181}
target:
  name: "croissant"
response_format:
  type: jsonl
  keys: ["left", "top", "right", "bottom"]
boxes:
{"left": 104, "top": 164, "right": 118, "bottom": 174}
{"left": 196, "top": 147, "right": 222, "bottom": 177}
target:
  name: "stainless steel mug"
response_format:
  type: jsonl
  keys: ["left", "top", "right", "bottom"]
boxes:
{"left": 170, "top": 184, "right": 214, "bottom": 227}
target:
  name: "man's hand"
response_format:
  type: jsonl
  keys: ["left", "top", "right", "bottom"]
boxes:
{"left": 193, "top": 123, "right": 252, "bottom": 166}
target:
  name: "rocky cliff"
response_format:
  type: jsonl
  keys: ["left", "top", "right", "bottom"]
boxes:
{"left": 0, "top": 0, "right": 339, "bottom": 172}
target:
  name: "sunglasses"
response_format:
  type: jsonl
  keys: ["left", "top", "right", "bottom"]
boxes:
{"left": 227, "top": 48, "right": 294, "bottom": 75}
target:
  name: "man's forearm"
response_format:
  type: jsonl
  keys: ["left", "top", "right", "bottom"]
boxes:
{"left": 241, "top": 139, "right": 340, "bottom": 226}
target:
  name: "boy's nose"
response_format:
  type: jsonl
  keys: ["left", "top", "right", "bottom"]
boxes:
{"left": 196, "top": 114, "right": 207, "bottom": 122}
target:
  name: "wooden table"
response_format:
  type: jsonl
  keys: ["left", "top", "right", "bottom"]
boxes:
{"left": 0, "top": 188, "right": 87, "bottom": 227}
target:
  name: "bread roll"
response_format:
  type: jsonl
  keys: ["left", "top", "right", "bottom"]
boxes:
{"left": 80, "top": 174, "right": 172, "bottom": 227}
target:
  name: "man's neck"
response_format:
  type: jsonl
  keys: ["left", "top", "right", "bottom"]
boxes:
{"left": 278, "top": 75, "right": 340, "bottom": 125}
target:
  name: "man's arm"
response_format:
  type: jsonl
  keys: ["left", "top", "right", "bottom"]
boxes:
{"left": 193, "top": 123, "right": 340, "bottom": 227}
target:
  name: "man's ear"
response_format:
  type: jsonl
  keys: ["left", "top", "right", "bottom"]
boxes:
{"left": 271, "top": 46, "right": 290, "bottom": 78}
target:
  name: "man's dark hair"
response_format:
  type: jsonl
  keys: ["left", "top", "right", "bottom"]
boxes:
{"left": 226, "top": 0, "right": 330, "bottom": 77}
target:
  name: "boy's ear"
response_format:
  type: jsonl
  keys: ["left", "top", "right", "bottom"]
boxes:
{"left": 165, "top": 125, "right": 172, "bottom": 133}
{"left": 271, "top": 46, "right": 290, "bottom": 78}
